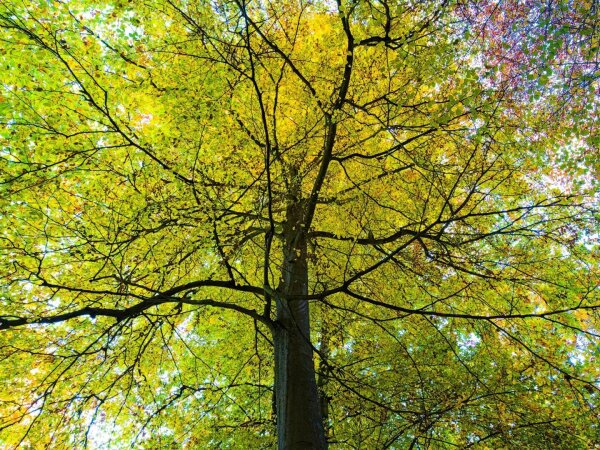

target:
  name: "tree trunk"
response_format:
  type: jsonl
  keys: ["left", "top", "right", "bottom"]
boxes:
{"left": 274, "top": 199, "right": 326, "bottom": 449}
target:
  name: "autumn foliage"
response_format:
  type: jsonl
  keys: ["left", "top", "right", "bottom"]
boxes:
{"left": 0, "top": 1, "right": 598, "bottom": 448}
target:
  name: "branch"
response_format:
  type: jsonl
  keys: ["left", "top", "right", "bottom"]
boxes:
{"left": 341, "top": 288, "right": 600, "bottom": 322}
{"left": 0, "top": 296, "right": 271, "bottom": 331}
{"left": 1, "top": 280, "right": 268, "bottom": 330}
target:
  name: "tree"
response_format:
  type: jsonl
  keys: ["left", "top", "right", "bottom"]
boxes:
{"left": 0, "top": 0, "right": 598, "bottom": 448}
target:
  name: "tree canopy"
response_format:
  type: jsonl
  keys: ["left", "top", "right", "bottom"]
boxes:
{"left": 0, "top": 0, "right": 599, "bottom": 448}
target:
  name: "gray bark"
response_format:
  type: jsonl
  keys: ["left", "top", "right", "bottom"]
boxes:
{"left": 274, "top": 198, "right": 326, "bottom": 449}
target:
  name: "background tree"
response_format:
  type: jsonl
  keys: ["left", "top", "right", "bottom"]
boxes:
{"left": 0, "top": 0, "right": 598, "bottom": 448}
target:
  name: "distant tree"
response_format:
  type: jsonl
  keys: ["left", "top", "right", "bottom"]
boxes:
{"left": 0, "top": 1, "right": 598, "bottom": 448}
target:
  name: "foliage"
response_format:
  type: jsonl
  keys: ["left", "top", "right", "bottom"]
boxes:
{"left": 0, "top": 0, "right": 599, "bottom": 448}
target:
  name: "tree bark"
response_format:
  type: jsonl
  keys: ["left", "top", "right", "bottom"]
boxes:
{"left": 273, "top": 198, "right": 326, "bottom": 449}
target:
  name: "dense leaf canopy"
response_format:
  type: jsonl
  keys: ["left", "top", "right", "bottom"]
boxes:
{"left": 0, "top": 0, "right": 599, "bottom": 448}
